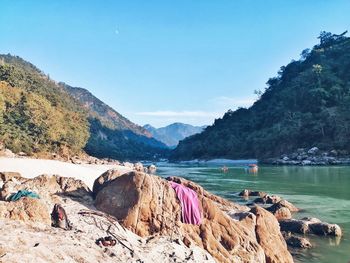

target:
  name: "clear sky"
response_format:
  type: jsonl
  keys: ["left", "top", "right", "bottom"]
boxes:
{"left": 1, "top": 0, "right": 349, "bottom": 127}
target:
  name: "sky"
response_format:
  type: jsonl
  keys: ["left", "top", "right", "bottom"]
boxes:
{"left": 1, "top": 0, "right": 349, "bottom": 127}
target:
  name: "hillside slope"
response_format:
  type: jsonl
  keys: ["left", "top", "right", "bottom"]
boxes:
{"left": 62, "top": 84, "right": 168, "bottom": 160}
{"left": 144, "top": 123, "right": 205, "bottom": 147}
{"left": 171, "top": 31, "right": 350, "bottom": 160}
{"left": 0, "top": 54, "right": 89, "bottom": 156}
{"left": 0, "top": 54, "right": 167, "bottom": 160}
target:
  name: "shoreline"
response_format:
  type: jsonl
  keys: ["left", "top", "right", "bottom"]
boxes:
{"left": 0, "top": 157, "right": 131, "bottom": 189}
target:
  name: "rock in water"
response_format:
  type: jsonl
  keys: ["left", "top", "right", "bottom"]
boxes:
{"left": 267, "top": 200, "right": 299, "bottom": 220}
{"left": 282, "top": 232, "right": 312, "bottom": 249}
{"left": 251, "top": 206, "right": 294, "bottom": 263}
{"left": 95, "top": 172, "right": 293, "bottom": 263}
{"left": 279, "top": 217, "right": 342, "bottom": 237}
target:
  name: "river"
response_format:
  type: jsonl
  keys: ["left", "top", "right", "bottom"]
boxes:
{"left": 156, "top": 163, "right": 350, "bottom": 263}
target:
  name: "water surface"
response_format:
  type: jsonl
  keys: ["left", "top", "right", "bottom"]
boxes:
{"left": 156, "top": 163, "right": 350, "bottom": 263}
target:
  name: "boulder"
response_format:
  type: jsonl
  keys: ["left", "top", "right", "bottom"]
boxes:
{"left": 147, "top": 164, "right": 157, "bottom": 174}
{"left": 253, "top": 194, "right": 281, "bottom": 204}
{"left": 250, "top": 206, "right": 294, "bottom": 263}
{"left": 0, "top": 174, "right": 91, "bottom": 201}
{"left": 95, "top": 172, "right": 293, "bottom": 263}
{"left": 239, "top": 189, "right": 267, "bottom": 198}
{"left": 267, "top": 205, "right": 291, "bottom": 220}
{"left": 134, "top": 162, "right": 144, "bottom": 172}
{"left": 122, "top": 162, "right": 134, "bottom": 169}
{"left": 0, "top": 197, "right": 50, "bottom": 225}
{"left": 282, "top": 232, "right": 312, "bottom": 249}
{"left": 0, "top": 172, "right": 23, "bottom": 182}
{"left": 307, "top": 147, "right": 319, "bottom": 155}
{"left": 92, "top": 169, "right": 122, "bottom": 198}
{"left": 279, "top": 217, "right": 342, "bottom": 237}
{"left": 279, "top": 219, "right": 309, "bottom": 234}
{"left": 301, "top": 160, "right": 312, "bottom": 165}
{"left": 267, "top": 200, "right": 299, "bottom": 220}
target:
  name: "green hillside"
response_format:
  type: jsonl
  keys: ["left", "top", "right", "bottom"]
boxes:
{"left": 171, "top": 31, "right": 350, "bottom": 160}
{"left": 0, "top": 54, "right": 89, "bottom": 156}
{"left": 0, "top": 54, "right": 167, "bottom": 160}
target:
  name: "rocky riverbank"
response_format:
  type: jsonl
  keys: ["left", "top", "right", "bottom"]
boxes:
{"left": 238, "top": 189, "right": 342, "bottom": 253}
{"left": 0, "top": 159, "right": 342, "bottom": 262}
{"left": 262, "top": 147, "right": 350, "bottom": 165}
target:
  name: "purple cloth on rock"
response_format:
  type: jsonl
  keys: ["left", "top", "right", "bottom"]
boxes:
{"left": 170, "top": 181, "right": 202, "bottom": 225}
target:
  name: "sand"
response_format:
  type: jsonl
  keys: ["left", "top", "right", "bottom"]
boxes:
{"left": 0, "top": 157, "right": 131, "bottom": 190}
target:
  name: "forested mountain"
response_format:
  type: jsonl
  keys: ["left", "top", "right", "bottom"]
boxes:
{"left": 171, "top": 31, "right": 350, "bottom": 160}
{"left": 0, "top": 54, "right": 167, "bottom": 160}
{"left": 62, "top": 83, "right": 168, "bottom": 160}
{"left": 144, "top": 123, "right": 205, "bottom": 147}
{"left": 0, "top": 54, "right": 89, "bottom": 156}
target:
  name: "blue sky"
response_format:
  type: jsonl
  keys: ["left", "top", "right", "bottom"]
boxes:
{"left": 1, "top": 0, "right": 349, "bottom": 127}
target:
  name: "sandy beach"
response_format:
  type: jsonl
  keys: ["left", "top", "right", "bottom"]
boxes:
{"left": 0, "top": 157, "right": 131, "bottom": 189}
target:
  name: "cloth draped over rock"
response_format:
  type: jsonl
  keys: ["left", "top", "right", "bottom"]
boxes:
{"left": 9, "top": 190, "right": 40, "bottom": 201}
{"left": 170, "top": 181, "right": 202, "bottom": 225}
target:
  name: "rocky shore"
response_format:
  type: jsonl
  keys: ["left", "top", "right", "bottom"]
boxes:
{"left": 0, "top": 158, "right": 342, "bottom": 262}
{"left": 262, "top": 147, "right": 350, "bottom": 165}
{"left": 238, "top": 189, "right": 342, "bottom": 252}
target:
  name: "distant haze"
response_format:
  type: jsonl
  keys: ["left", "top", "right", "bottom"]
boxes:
{"left": 144, "top": 123, "right": 206, "bottom": 147}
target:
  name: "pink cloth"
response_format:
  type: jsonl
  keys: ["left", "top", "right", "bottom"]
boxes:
{"left": 170, "top": 182, "right": 202, "bottom": 225}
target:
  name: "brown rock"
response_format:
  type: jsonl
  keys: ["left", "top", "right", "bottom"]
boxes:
{"left": 266, "top": 200, "right": 299, "bottom": 220}
{"left": 239, "top": 189, "right": 267, "bottom": 198}
{"left": 95, "top": 172, "right": 293, "bottom": 263}
{"left": 282, "top": 232, "right": 312, "bottom": 249}
{"left": 92, "top": 169, "right": 122, "bottom": 198}
{"left": 0, "top": 172, "right": 22, "bottom": 182}
{"left": 279, "top": 217, "right": 342, "bottom": 237}
{"left": 0, "top": 197, "right": 50, "bottom": 224}
{"left": 253, "top": 195, "right": 282, "bottom": 205}
{"left": 251, "top": 206, "right": 294, "bottom": 263}
{"left": 0, "top": 174, "right": 91, "bottom": 201}
{"left": 279, "top": 219, "right": 310, "bottom": 234}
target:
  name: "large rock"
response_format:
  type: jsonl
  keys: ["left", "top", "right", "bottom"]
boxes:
{"left": 0, "top": 197, "right": 50, "bottom": 224}
{"left": 253, "top": 194, "right": 282, "bottom": 205}
{"left": 239, "top": 189, "right": 267, "bottom": 198}
{"left": 95, "top": 172, "right": 293, "bottom": 263}
{"left": 307, "top": 147, "right": 319, "bottom": 155}
{"left": 279, "top": 217, "right": 342, "bottom": 237}
{"left": 0, "top": 172, "right": 23, "bottom": 182}
{"left": 251, "top": 206, "right": 294, "bottom": 263}
{"left": 0, "top": 174, "right": 91, "bottom": 201}
{"left": 267, "top": 200, "right": 299, "bottom": 220}
{"left": 92, "top": 169, "right": 122, "bottom": 198}
{"left": 282, "top": 232, "right": 312, "bottom": 249}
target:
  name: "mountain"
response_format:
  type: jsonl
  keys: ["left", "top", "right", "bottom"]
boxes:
{"left": 0, "top": 54, "right": 168, "bottom": 160}
{"left": 144, "top": 123, "right": 206, "bottom": 148}
{"left": 0, "top": 54, "right": 89, "bottom": 156}
{"left": 171, "top": 31, "right": 350, "bottom": 161}
{"left": 61, "top": 83, "right": 169, "bottom": 160}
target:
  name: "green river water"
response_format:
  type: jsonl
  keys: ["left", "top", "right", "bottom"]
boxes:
{"left": 156, "top": 163, "right": 350, "bottom": 263}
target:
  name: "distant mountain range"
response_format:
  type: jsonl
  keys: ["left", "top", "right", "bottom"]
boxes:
{"left": 144, "top": 123, "right": 206, "bottom": 148}
{"left": 0, "top": 54, "right": 168, "bottom": 160}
